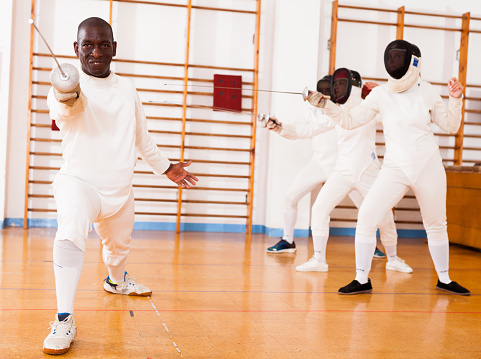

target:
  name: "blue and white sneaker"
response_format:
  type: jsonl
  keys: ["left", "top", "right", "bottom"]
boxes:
{"left": 373, "top": 247, "right": 386, "bottom": 258}
{"left": 103, "top": 272, "right": 152, "bottom": 296}
{"left": 43, "top": 314, "right": 76, "bottom": 355}
{"left": 267, "top": 239, "right": 296, "bottom": 253}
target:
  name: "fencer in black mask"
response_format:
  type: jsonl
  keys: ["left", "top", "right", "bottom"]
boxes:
{"left": 330, "top": 68, "right": 362, "bottom": 104}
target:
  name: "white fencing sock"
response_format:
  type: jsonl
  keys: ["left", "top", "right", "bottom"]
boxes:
{"left": 384, "top": 245, "right": 397, "bottom": 262}
{"left": 53, "top": 240, "right": 84, "bottom": 315}
{"left": 282, "top": 209, "right": 297, "bottom": 244}
{"left": 354, "top": 234, "right": 376, "bottom": 284}
{"left": 106, "top": 255, "right": 128, "bottom": 284}
{"left": 312, "top": 235, "right": 328, "bottom": 263}
{"left": 428, "top": 238, "right": 451, "bottom": 284}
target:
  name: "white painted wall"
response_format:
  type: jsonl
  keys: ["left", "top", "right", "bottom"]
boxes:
{"left": 0, "top": 0, "right": 14, "bottom": 228}
{"left": 4, "top": 0, "right": 481, "bottom": 235}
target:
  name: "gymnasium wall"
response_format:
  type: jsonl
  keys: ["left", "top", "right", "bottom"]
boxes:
{"left": 2, "top": 0, "right": 481, "bottom": 238}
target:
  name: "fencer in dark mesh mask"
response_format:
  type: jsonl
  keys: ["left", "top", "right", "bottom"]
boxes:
{"left": 330, "top": 68, "right": 362, "bottom": 104}
{"left": 384, "top": 39, "right": 421, "bottom": 93}
{"left": 316, "top": 75, "right": 332, "bottom": 97}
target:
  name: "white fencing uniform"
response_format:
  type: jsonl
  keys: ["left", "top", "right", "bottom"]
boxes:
{"left": 48, "top": 70, "right": 171, "bottom": 266}
{"left": 277, "top": 103, "right": 337, "bottom": 242}
{"left": 323, "top": 78, "right": 462, "bottom": 283}
{"left": 281, "top": 87, "right": 397, "bottom": 249}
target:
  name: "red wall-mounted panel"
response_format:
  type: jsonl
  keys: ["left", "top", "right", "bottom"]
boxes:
{"left": 213, "top": 74, "right": 242, "bottom": 112}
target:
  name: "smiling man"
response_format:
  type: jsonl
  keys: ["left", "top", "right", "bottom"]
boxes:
{"left": 75, "top": 17, "right": 116, "bottom": 78}
{"left": 43, "top": 17, "right": 198, "bottom": 355}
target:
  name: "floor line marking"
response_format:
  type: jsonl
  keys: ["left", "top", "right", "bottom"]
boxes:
{"left": 1, "top": 259, "right": 479, "bottom": 271}
{"left": 1, "top": 308, "right": 480, "bottom": 314}
{"left": 149, "top": 297, "right": 183, "bottom": 358}
{"left": 0, "top": 287, "right": 478, "bottom": 296}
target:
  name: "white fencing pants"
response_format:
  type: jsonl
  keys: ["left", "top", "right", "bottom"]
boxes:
{"left": 354, "top": 152, "right": 449, "bottom": 282}
{"left": 311, "top": 161, "right": 397, "bottom": 247}
{"left": 284, "top": 158, "right": 330, "bottom": 210}
{"left": 53, "top": 175, "right": 135, "bottom": 269}
{"left": 282, "top": 158, "right": 330, "bottom": 241}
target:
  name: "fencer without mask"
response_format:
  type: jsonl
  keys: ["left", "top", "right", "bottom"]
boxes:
{"left": 317, "top": 75, "right": 332, "bottom": 97}
{"left": 331, "top": 68, "right": 362, "bottom": 104}
{"left": 384, "top": 40, "right": 421, "bottom": 93}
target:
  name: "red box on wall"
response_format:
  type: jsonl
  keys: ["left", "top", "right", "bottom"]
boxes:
{"left": 213, "top": 74, "right": 242, "bottom": 112}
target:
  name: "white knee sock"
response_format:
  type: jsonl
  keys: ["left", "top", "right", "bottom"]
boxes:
{"left": 384, "top": 244, "right": 397, "bottom": 262}
{"left": 354, "top": 234, "right": 376, "bottom": 284}
{"left": 106, "top": 256, "right": 128, "bottom": 284}
{"left": 428, "top": 238, "right": 451, "bottom": 284}
{"left": 53, "top": 240, "right": 84, "bottom": 314}
{"left": 282, "top": 209, "right": 297, "bottom": 244}
{"left": 312, "top": 235, "right": 328, "bottom": 263}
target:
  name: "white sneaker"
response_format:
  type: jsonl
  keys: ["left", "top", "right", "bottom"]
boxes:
{"left": 386, "top": 257, "right": 413, "bottom": 273}
{"left": 296, "top": 256, "right": 328, "bottom": 272}
{"left": 103, "top": 272, "right": 152, "bottom": 296}
{"left": 43, "top": 314, "right": 76, "bottom": 355}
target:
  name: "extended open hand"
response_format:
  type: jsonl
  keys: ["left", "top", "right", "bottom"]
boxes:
{"left": 164, "top": 161, "right": 198, "bottom": 188}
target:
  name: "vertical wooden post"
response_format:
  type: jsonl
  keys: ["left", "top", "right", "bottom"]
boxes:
{"left": 328, "top": 0, "right": 338, "bottom": 75}
{"left": 246, "top": 0, "right": 262, "bottom": 234}
{"left": 24, "top": 0, "right": 36, "bottom": 229}
{"left": 176, "top": 0, "right": 192, "bottom": 233}
{"left": 454, "top": 12, "right": 470, "bottom": 165}
{"left": 396, "top": 6, "right": 405, "bottom": 39}
{"left": 109, "top": 0, "right": 113, "bottom": 25}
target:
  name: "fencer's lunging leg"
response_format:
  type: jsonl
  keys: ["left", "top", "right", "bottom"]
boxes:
{"left": 53, "top": 240, "right": 84, "bottom": 315}
{"left": 52, "top": 175, "right": 101, "bottom": 313}
{"left": 412, "top": 153, "right": 450, "bottom": 283}
{"left": 282, "top": 160, "right": 328, "bottom": 243}
{"left": 355, "top": 165, "right": 410, "bottom": 284}
{"left": 311, "top": 172, "right": 354, "bottom": 262}
{"left": 94, "top": 191, "right": 135, "bottom": 284}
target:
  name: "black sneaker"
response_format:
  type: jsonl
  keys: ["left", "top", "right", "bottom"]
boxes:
{"left": 266, "top": 239, "right": 296, "bottom": 253}
{"left": 436, "top": 280, "right": 471, "bottom": 296}
{"left": 373, "top": 247, "right": 386, "bottom": 259}
{"left": 338, "top": 279, "right": 373, "bottom": 295}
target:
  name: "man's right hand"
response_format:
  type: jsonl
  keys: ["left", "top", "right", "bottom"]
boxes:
{"left": 53, "top": 84, "right": 81, "bottom": 107}
{"left": 306, "top": 91, "right": 328, "bottom": 108}
{"left": 257, "top": 113, "right": 282, "bottom": 133}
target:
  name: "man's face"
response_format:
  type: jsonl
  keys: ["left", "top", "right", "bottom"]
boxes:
{"left": 74, "top": 25, "right": 117, "bottom": 78}
{"left": 333, "top": 79, "right": 347, "bottom": 99}
{"left": 387, "top": 49, "right": 406, "bottom": 73}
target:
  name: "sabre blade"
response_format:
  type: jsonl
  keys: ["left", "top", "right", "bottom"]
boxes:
{"left": 147, "top": 100, "right": 258, "bottom": 116}
{"left": 28, "top": 18, "right": 67, "bottom": 79}
{"left": 163, "top": 83, "right": 303, "bottom": 96}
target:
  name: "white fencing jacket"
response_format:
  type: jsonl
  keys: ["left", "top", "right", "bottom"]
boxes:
{"left": 322, "top": 78, "right": 462, "bottom": 184}
{"left": 280, "top": 87, "right": 378, "bottom": 182}
{"left": 48, "top": 70, "right": 171, "bottom": 206}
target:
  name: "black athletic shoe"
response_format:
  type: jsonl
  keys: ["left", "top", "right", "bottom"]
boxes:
{"left": 266, "top": 239, "right": 296, "bottom": 253}
{"left": 436, "top": 280, "right": 471, "bottom": 296}
{"left": 338, "top": 279, "right": 373, "bottom": 295}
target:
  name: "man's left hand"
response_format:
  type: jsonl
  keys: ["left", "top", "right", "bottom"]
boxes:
{"left": 165, "top": 161, "right": 198, "bottom": 188}
{"left": 448, "top": 77, "right": 464, "bottom": 98}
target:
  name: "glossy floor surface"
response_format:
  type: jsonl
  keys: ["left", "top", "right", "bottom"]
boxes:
{"left": 0, "top": 227, "right": 480, "bottom": 358}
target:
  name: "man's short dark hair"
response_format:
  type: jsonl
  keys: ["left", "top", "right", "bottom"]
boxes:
{"left": 77, "top": 17, "right": 114, "bottom": 41}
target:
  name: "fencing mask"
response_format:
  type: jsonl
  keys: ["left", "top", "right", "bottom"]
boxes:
{"left": 384, "top": 39, "right": 421, "bottom": 93}
{"left": 317, "top": 75, "right": 332, "bottom": 97}
{"left": 331, "top": 68, "right": 362, "bottom": 104}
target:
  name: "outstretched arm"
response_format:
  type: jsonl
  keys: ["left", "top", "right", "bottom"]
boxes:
{"left": 307, "top": 91, "right": 379, "bottom": 130}
{"left": 258, "top": 106, "right": 334, "bottom": 140}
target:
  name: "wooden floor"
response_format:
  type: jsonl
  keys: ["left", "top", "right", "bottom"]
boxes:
{"left": 0, "top": 227, "right": 480, "bottom": 358}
